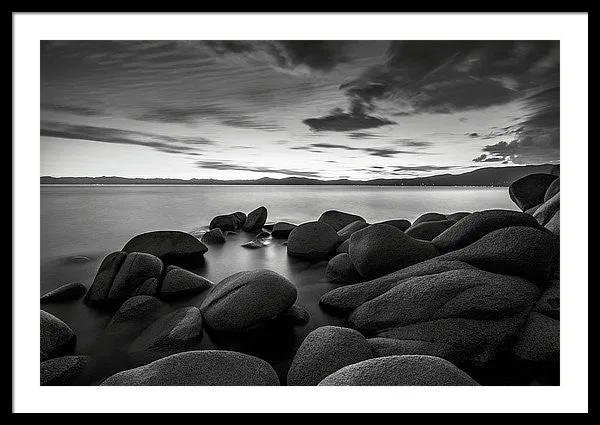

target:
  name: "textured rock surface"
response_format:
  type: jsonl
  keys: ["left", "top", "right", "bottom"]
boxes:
{"left": 533, "top": 192, "right": 560, "bottom": 226}
{"left": 210, "top": 213, "right": 243, "bottom": 232}
{"left": 509, "top": 173, "right": 558, "bottom": 211}
{"left": 84, "top": 251, "right": 127, "bottom": 304}
{"left": 108, "top": 252, "right": 163, "bottom": 302}
{"left": 374, "top": 219, "right": 411, "bottom": 231}
{"left": 287, "top": 221, "right": 340, "bottom": 260}
{"left": 325, "top": 253, "right": 361, "bottom": 285}
{"left": 413, "top": 212, "right": 448, "bottom": 226}
{"left": 367, "top": 338, "right": 458, "bottom": 361}
{"left": 160, "top": 265, "right": 213, "bottom": 298}
{"left": 200, "top": 269, "right": 297, "bottom": 331}
{"left": 544, "top": 178, "right": 560, "bottom": 202}
{"left": 41, "top": 310, "right": 76, "bottom": 361}
{"left": 318, "top": 210, "right": 366, "bottom": 231}
{"left": 271, "top": 222, "right": 297, "bottom": 238}
{"left": 287, "top": 326, "right": 373, "bottom": 386}
{"left": 279, "top": 304, "right": 310, "bottom": 325}
{"left": 336, "top": 239, "right": 350, "bottom": 254}
{"left": 101, "top": 350, "right": 280, "bottom": 386}
{"left": 41, "top": 356, "right": 89, "bottom": 386}
{"left": 545, "top": 210, "right": 560, "bottom": 236}
{"left": 243, "top": 206, "right": 268, "bottom": 232}
{"left": 122, "top": 231, "right": 208, "bottom": 267}
{"left": 318, "top": 355, "right": 479, "bottom": 386}
{"left": 405, "top": 220, "right": 454, "bottom": 241}
{"left": 41, "top": 282, "right": 87, "bottom": 303}
{"left": 201, "top": 228, "right": 226, "bottom": 245}
{"left": 513, "top": 312, "right": 560, "bottom": 363}
{"left": 337, "top": 220, "right": 370, "bottom": 242}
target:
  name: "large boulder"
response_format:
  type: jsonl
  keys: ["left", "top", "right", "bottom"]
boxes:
{"left": 84, "top": 251, "right": 127, "bottom": 304}
{"left": 337, "top": 220, "right": 370, "bottom": 242}
{"left": 513, "top": 312, "right": 560, "bottom": 363}
{"left": 243, "top": 206, "right": 268, "bottom": 232}
{"left": 271, "top": 222, "right": 297, "bottom": 239}
{"left": 367, "top": 338, "right": 457, "bottom": 361}
{"left": 374, "top": 219, "right": 411, "bottom": 232}
{"left": 405, "top": 220, "right": 454, "bottom": 241}
{"left": 287, "top": 326, "right": 374, "bottom": 386}
{"left": 446, "top": 212, "right": 471, "bottom": 222}
{"left": 318, "top": 355, "right": 478, "bottom": 386}
{"left": 41, "top": 282, "right": 87, "bottom": 304}
{"left": 41, "top": 310, "right": 76, "bottom": 361}
{"left": 320, "top": 259, "right": 476, "bottom": 314}
{"left": 201, "top": 228, "right": 226, "bottom": 245}
{"left": 439, "top": 226, "right": 559, "bottom": 282}
{"left": 432, "top": 209, "right": 541, "bottom": 252}
{"left": 41, "top": 355, "right": 89, "bottom": 386}
{"left": 533, "top": 192, "right": 560, "bottom": 226}
{"left": 160, "top": 265, "right": 213, "bottom": 298}
{"left": 325, "top": 253, "right": 361, "bottom": 285}
{"left": 412, "top": 212, "right": 448, "bottom": 226}
{"left": 534, "top": 280, "right": 560, "bottom": 320}
{"left": 544, "top": 178, "right": 560, "bottom": 202}
{"left": 132, "top": 277, "right": 159, "bottom": 297}
{"left": 348, "top": 224, "right": 438, "bottom": 279}
{"left": 200, "top": 269, "right": 297, "bottom": 331}
{"left": 107, "top": 252, "right": 163, "bottom": 302}
{"left": 509, "top": 173, "right": 558, "bottom": 211}
{"left": 287, "top": 221, "right": 340, "bottom": 260}
{"left": 129, "top": 306, "right": 203, "bottom": 353}
{"left": 336, "top": 239, "right": 350, "bottom": 254}
{"left": 545, "top": 210, "right": 560, "bottom": 236}
{"left": 101, "top": 350, "right": 280, "bottom": 386}
{"left": 104, "top": 295, "right": 169, "bottom": 337}
{"left": 122, "top": 231, "right": 208, "bottom": 267}
{"left": 318, "top": 210, "right": 366, "bottom": 232}
{"left": 210, "top": 213, "right": 243, "bottom": 232}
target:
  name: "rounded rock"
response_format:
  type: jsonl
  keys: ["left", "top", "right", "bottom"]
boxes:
{"left": 41, "top": 282, "right": 87, "bottom": 304}
{"left": 243, "top": 206, "right": 268, "bottom": 232}
{"left": 509, "top": 173, "right": 559, "bottom": 211}
{"left": 318, "top": 210, "right": 366, "bottom": 232}
{"left": 122, "top": 231, "right": 208, "bottom": 268}
{"left": 201, "top": 228, "right": 226, "bottom": 245}
{"left": 405, "top": 220, "right": 454, "bottom": 241}
{"left": 41, "top": 310, "right": 76, "bottom": 361}
{"left": 325, "top": 253, "right": 361, "bottom": 285}
{"left": 287, "top": 221, "right": 340, "bottom": 260}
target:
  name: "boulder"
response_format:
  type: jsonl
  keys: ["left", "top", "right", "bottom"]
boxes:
{"left": 84, "top": 251, "right": 127, "bottom": 304}
{"left": 210, "top": 213, "right": 241, "bottom": 232}
{"left": 348, "top": 224, "right": 438, "bottom": 279}
{"left": 271, "top": 222, "right": 297, "bottom": 239}
{"left": 287, "top": 221, "right": 340, "bottom": 260}
{"left": 233, "top": 212, "right": 247, "bottom": 228}
{"left": 513, "top": 312, "right": 560, "bottom": 363}
{"left": 122, "top": 231, "right": 208, "bottom": 267}
{"left": 200, "top": 269, "right": 297, "bottom": 331}
{"left": 405, "top": 220, "right": 454, "bottom": 241}
{"left": 509, "top": 173, "right": 559, "bottom": 211}
{"left": 318, "top": 355, "right": 478, "bottom": 386}
{"left": 318, "top": 210, "right": 366, "bottom": 232}
{"left": 367, "top": 338, "right": 457, "bottom": 361}
{"left": 533, "top": 192, "right": 560, "bottom": 226}
{"left": 160, "top": 265, "right": 213, "bottom": 298}
{"left": 336, "top": 239, "right": 350, "bottom": 254}
{"left": 41, "top": 356, "right": 89, "bottom": 386}
{"left": 255, "top": 231, "right": 271, "bottom": 240}
{"left": 41, "top": 310, "right": 76, "bottom": 361}
{"left": 439, "top": 226, "right": 559, "bottom": 282}
{"left": 446, "top": 212, "right": 471, "bottom": 222}
{"left": 374, "top": 219, "right": 411, "bottom": 231}
{"left": 432, "top": 209, "right": 541, "bottom": 252}
{"left": 241, "top": 240, "right": 264, "bottom": 249}
{"left": 287, "top": 326, "right": 373, "bottom": 386}
{"left": 105, "top": 295, "right": 168, "bottom": 336}
{"left": 412, "top": 212, "right": 447, "bottom": 226}
{"left": 107, "top": 252, "right": 163, "bottom": 302}
{"left": 278, "top": 304, "right": 310, "bottom": 325}
{"left": 337, "top": 220, "right": 370, "bottom": 243}
{"left": 132, "top": 277, "right": 159, "bottom": 296}
{"left": 41, "top": 282, "right": 87, "bottom": 303}
{"left": 524, "top": 204, "right": 542, "bottom": 215}
{"left": 544, "top": 178, "right": 560, "bottom": 202}
{"left": 201, "top": 228, "right": 226, "bottom": 245}
{"left": 129, "top": 306, "right": 203, "bottom": 353}
{"left": 320, "top": 259, "right": 476, "bottom": 314}
{"left": 545, "top": 210, "right": 560, "bottom": 236}
{"left": 534, "top": 280, "right": 560, "bottom": 320}
{"left": 325, "top": 253, "right": 361, "bottom": 285}
{"left": 101, "top": 350, "right": 280, "bottom": 386}
{"left": 242, "top": 206, "right": 268, "bottom": 232}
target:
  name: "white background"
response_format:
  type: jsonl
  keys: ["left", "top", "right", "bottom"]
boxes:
{"left": 13, "top": 12, "right": 588, "bottom": 413}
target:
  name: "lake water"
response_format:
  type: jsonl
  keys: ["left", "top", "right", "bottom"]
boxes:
{"left": 40, "top": 185, "right": 520, "bottom": 384}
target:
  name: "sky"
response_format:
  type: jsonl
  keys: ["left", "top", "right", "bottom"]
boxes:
{"left": 41, "top": 40, "right": 560, "bottom": 180}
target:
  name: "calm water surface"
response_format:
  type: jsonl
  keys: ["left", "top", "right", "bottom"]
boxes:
{"left": 40, "top": 185, "right": 518, "bottom": 384}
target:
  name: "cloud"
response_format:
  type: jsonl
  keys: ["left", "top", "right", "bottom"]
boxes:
{"left": 392, "top": 165, "right": 459, "bottom": 172}
{"left": 307, "top": 142, "right": 422, "bottom": 157}
{"left": 303, "top": 110, "right": 395, "bottom": 132}
{"left": 395, "top": 139, "right": 432, "bottom": 148}
{"left": 472, "top": 154, "right": 506, "bottom": 163}
{"left": 41, "top": 102, "right": 104, "bottom": 117}
{"left": 134, "top": 104, "right": 284, "bottom": 132}
{"left": 41, "top": 121, "right": 215, "bottom": 156}
{"left": 348, "top": 132, "right": 382, "bottom": 139}
{"left": 195, "top": 160, "right": 322, "bottom": 178}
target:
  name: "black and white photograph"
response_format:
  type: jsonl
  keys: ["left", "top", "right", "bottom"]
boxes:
{"left": 13, "top": 13, "right": 588, "bottom": 413}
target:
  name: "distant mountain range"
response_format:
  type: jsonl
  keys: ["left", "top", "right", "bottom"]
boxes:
{"left": 41, "top": 164, "right": 559, "bottom": 187}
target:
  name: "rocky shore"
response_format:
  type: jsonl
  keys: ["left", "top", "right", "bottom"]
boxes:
{"left": 40, "top": 172, "right": 560, "bottom": 386}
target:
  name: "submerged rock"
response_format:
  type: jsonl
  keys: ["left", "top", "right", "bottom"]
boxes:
{"left": 287, "top": 326, "right": 373, "bottom": 386}
{"left": 287, "top": 221, "right": 340, "bottom": 260}
{"left": 348, "top": 224, "right": 438, "bottom": 279}
{"left": 41, "top": 310, "right": 76, "bottom": 361}
{"left": 243, "top": 206, "right": 268, "bottom": 232}
{"left": 271, "top": 222, "right": 297, "bottom": 239}
{"left": 318, "top": 210, "right": 366, "bottom": 232}
{"left": 318, "top": 355, "right": 479, "bottom": 386}
{"left": 101, "top": 350, "right": 280, "bottom": 386}
{"left": 41, "top": 355, "right": 89, "bottom": 386}
{"left": 201, "top": 228, "right": 226, "bottom": 245}
{"left": 122, "top": 231, "right": 208, "bottom": 267}
{"left": 509, "top": 173, "right": 558, "bottom": 211}
{"left": 241, "top": 240, "right": 265, "bottom": 249}
{"left": 200, "top": 269, "right": 297, "bottom": 332}
{"left": 41, "top": 282, "right": 87, "bottom": 303}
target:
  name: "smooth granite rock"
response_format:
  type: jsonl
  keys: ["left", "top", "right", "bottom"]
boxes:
{"left": 446, "top": 212, "right": 471, "bottom": 222}
{"left": 544, "top": 178, "right": 560, "bottom": 202}
{"left": 210, "top": 213, "right": 242, "bottom": 232}
{"left": 432, "top": 209, "right": 541, "bottom": 252}
{"left": 278, "top": 304, "right": 310, "bottom": 325}
{"left": 201, "top": 228, "right": 226, "bottom": 245}
{"left": 405, "top": 220, "right": 455, "bottom": 241}
{"left": 318, "top": 210, "right": 366, "bottom": 232}
{"left": 374, "top": 219, "right": 411, "bottom": 232}
{"left": 318, "top": 355, "right": 479, "bottom": 386}
{"left": 41, "top": 310, "right": 76, "bottom": 361}
{"left": 107, "top": 252, "right": 163, "bottom": 302}
{"left": 367, "top": 338, "right": 457, "bottom": 361}
{"left": 325, "top": 253, "right": 361, "bottom": 285}
{"left": 122, "top": 231, "right": 208, "bottom": 267}
{"left": 336, "top": 239, "right": 350, "bottom": 254}
{"left": 271, "top": 222, "right": 297, "bottom": 239}
{"left": 509, "top": 173, "right": 558, "bottom": 211}
{"left": 533, "top": 192, "right": 560, "bottom": 226}
{"left": 243, "top": 206, "right": 268, "bottom": 232}
{"left": 101, "top": 350, "right": 280, "bottom": 386}
{"left": 41, "top": 282, "right": 87, "bottom": 303}
{"left": 200, "top": 269, "right": 297, "bottom": 331}
{"left": 84, "top": 251, "right": 127, "bottom": 304}
{"left": 412, "top": 212, "right": 448, "bottom": 226}
{"left": 513, "top": 312, "right": 560, "bottom": 363}
{"left": 287, "top": 221, "right": 340, "bottom": 260}
{"left": 287, "top": 326, "right": 373, "bottom": 386}
{"left": 545, "top": 210, "right": 560, "bottom": 236}
{"left": 41, "top": 356, "right": 89, "bottom": 386}
{"left": 160, "top": 265, "right": 213, "bottom": 298}
{"left": 337, "top": 220, "right": 370, "bottom": 243}
{"left": 348, "top": 224, "right": 438, "bottom": 279}
{"left": 104, "top": 295, "right": 169, "bottom": 336}
{"left": 132, "top": 277, "right": 160, "bottom": 297}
